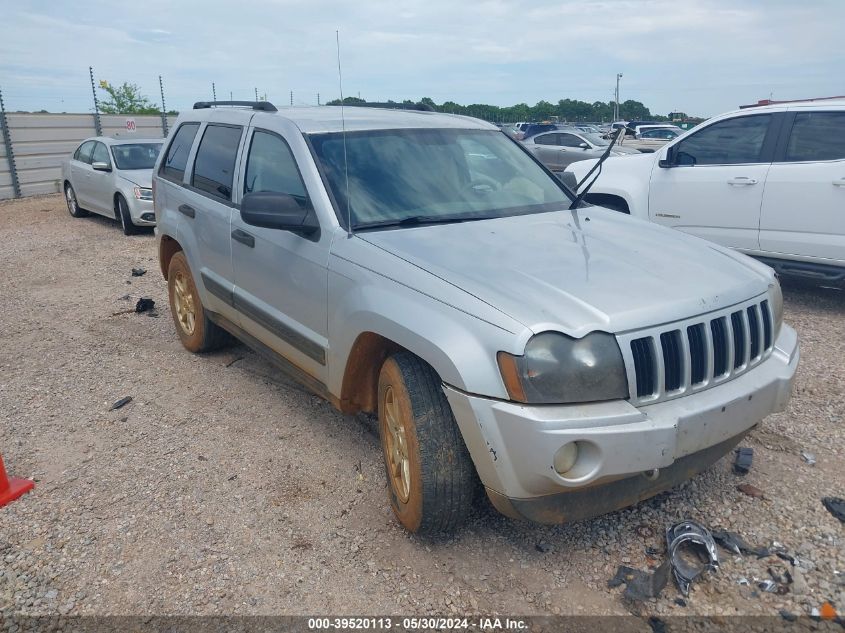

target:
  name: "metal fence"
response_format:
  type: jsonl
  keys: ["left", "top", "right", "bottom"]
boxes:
{"left": 0, "top": 113, "right": 176, "bottom": 200}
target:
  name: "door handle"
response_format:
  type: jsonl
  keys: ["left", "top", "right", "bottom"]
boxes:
{"left": 178, "top": 204, "right": 195, "bottom": 218}
{"left": 231, "top": 228, "right": 255, "bottom": 248}
{"left": 727, "top": 177, "right": 758, "bottom": 186}
{"left": 833, "top": 178, "right": 845, "bottom": 187}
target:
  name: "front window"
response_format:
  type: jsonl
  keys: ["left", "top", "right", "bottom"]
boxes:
{"left": 309, "top": 129, "right": 572, "bottom": 229}
{"left": 582, "top": 133, "right": 608, "bottom": 146}
{"left": 673, "top": 114, "right": 771, "bottom": 166}
{"left": 111, "top": 143, "right": 162, "bottom": 170}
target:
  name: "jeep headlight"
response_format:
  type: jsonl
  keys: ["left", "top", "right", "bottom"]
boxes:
{"left": 770, "top": 279, "right": 783, "bottom": 339}
{"left": 497, "top": 332, "right": 628, "bottom": 404}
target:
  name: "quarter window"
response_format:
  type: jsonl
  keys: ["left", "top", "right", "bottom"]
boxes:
{"left": 244, "top": 130, "right": 308, "bottom": 206}
{"left": 784, "top": 112, "right": 845, "bottom": 162}
{"left": 74, "top": 141, "right": 95, "bottom": 164}
{"left": 161, "top": 123, "right": 200, "bottom": 182}
{"left": 674, "top": 114, "right": 771, "bottom": 165}
{"left": 191, "top": 124, "right": 243, "bottom": 201}
{"left": 91, "top": 142, "right": 110, "bottom": 166}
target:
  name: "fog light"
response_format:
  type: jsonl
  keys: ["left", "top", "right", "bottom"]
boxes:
{"left": 553, "top": 442, "right": 579, "bottom": 475}
{"left": 141, "top": 213, "right": 155, "bottom": 222}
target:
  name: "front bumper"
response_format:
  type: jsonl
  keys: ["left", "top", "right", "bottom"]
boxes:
{"left": 127, "top": 196, "right": 156, "bottom": 226}
{"left": 443, "top": 324, "right": 798, "bottom": 523}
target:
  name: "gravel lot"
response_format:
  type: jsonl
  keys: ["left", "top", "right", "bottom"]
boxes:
{"left": 0, "top": 194, "right": 843, "bottom": 620}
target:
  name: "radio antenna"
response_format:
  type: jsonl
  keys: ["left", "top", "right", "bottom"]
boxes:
{"left": 336, "top": 30, "right": 352, "bottom": 237}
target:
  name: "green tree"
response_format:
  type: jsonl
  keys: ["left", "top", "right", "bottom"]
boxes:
{"left": 98, "top": 80, "right": 160, "bottom": 114}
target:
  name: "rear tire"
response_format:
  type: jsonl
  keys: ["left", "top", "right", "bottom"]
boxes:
{"left": 117, "top": 195, "right": 138, "bottom": 235}
{"left": 167, "top": 251, "right": 229, "bottom": 352}
{"left": 65, "top": 183, "right": 88, "bottom": 218}
{"left": 377, "top": 352, "right": 476, "bottom": 534}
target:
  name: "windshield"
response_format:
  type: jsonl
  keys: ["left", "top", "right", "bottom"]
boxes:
{"left": 111, "top": 143, "right": 162, "bottom": 170}
{"left": 309, "top": 129, "right": 572, "bottom": 229}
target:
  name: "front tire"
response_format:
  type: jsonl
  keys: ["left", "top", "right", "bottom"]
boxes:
{"left": 377, "top": 352, "right": 476, "bottom": 534}
{"left": 117, "top": 195, "right": 138, "bottom": 235}
{"left": 167, "top": 251, "right": 229, "bottom": 352}
{"left": 65, "top": 183, "right": 88, "bottom": 218}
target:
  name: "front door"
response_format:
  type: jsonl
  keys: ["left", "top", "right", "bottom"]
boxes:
{"left": 230, "top": 127, "right": 330, "bottom": 383}
{"left": 648, "top": 113, "right": 778, "bottom": 251}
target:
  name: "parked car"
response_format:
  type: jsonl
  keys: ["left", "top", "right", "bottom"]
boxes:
{"left": 519, "top": 123, "right": 559, "bottom": 140}
{"left": 154, "top": 100, "right": 797, "bottom": 534}
{"left": 617, "top": 127, "right": 683, "bottom": 153}
{"left": 564, "top": 100, "right": 845, "bottom": 284}
{"left": 522, "top": 128, "right": 640, "bottom": 171}
{"left": 62, "top": 137, "right": 162, "bottom": 235}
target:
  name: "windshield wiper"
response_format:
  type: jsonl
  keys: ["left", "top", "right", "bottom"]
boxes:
{"left": 568, "top": 128, "right": 623, "bottom": 210}
{"left": 354, "top": 214, "right": 494, "bottom": 231}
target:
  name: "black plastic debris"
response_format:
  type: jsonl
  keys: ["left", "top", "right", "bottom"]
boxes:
{"left": 711, "top": 529, "right": 769, "bottom": 558}
{"left": 535, "top": 541, "right": 552, "bottom": 553}
{"left": 674, "top": 598, "right": 687, "bottom": 607}
{"left": 647, "top": 616, "right": 666, "bottom": 633}
{"left": 733, "top": 447, "right": 753, "bottom": 475}
{"left": 135, "top": 297, "right": 155, "bottom": 313}
{"left": 110, "top": 396, "right": 132, "bottom": 410}
{"left": 131, "top": 267, "right": 147, "bottom": 277}
{"left": 608, "top": 561, "right": 670, "bottom": 601}
{"left": 779, "top": 610, "right": 798, "bottom": 622}
{"left": 822, "top": 497, "right": 845, "bottom": 523}
{"left": 666, "top": 520, "right": 719, "bottom": 595}
{"left": 768, "top": 564, "right": 793, "bottom": 585}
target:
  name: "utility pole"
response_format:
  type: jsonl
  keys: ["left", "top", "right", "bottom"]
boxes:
{"left": 290, "top": 91, "right": 294, "bottom": 106}
{"left": 614, "top": 73, "right": 623, "bottom": 122}
{"left": 212, "top": 82, "right": 217, "bottom": 101}
{"left": 255, "top": 87, "right": 259, "bottom": 101}
{"left": 317, "top": 93, "right": 320, "bottom": 106}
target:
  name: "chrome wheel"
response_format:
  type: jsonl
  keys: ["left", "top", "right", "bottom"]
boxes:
{"left": 382, "top": 385, "right": 411, "bottom": 503}
{"left": 172, "top": 271, "right": 196, "bottom": 335}
{"left": 65, "top": 186, "right": 77, "bottom": 215}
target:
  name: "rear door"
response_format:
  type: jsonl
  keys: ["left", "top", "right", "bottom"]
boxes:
{"left": 759, "top": 108, "right": 845, "bottom": 265}
{"left": 229, "top": 125, "right": 330, "bottom": 383}
{"left": 527, "top": 133, "right": 562, "bottom": 170}
{"left": 648, "top": 112, "right": 780, "bottom": 250}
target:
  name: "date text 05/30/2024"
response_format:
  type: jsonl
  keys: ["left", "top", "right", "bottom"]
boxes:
{"left": 308, "top": 617, "right": 529, "bottom": 630}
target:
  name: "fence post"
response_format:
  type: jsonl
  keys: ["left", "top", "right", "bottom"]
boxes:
{"left": 89, "top": 66, "right": 103, "bottom": 136}
{"left": 159, "top": 75, "right": 168, "bottom": 136}
{"left": 0, "top": 87, "right": 22, "bottom": 199}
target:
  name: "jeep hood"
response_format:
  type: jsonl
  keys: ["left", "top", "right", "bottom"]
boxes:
{"left": 357, "top": 209, "right": 772, "bottom": 337}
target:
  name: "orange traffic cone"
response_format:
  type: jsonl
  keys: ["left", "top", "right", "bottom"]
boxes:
{"left": 0, "top": 454, "right": 34, "bottom": 507}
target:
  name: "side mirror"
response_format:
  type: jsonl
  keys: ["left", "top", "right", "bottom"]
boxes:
{"left": 92, "top": 161, "right": 111, "bottom": 172}
{"left": 658, "top": 145, "right": 676, "bottom": 168}
{"left": 578, "top": 142, "right": 589, "bottom": 149}
{"left": 240, "top": 191, "right": 319, "bottom": 236}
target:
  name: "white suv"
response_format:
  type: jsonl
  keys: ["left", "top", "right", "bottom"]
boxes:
{"left": 565, "top": 100, "right": 845, "bottom": 285}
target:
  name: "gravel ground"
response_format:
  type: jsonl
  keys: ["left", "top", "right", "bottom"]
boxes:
{"left": 0, "top": 194, "right": 843, "bottom": 620}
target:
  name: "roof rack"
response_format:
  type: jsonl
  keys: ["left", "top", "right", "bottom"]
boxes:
{"left": 193, "top": 100, "right": 278, "bottom": 112}
{"left": 328, "top": 102, "right": 434, "bottom": 113}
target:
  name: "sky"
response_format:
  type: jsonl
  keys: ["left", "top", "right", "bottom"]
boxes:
{"left": 1, "top": 0, "right": 843, "bottom": 118}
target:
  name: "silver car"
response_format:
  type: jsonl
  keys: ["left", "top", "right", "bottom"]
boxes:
{"left": 62, "top": 137, "right": 163, "bottom": 235}
{"left": 154, "top": 102, "right": 797, "bottom": 534}
{"left": 522, "top": 129, "right": 640, "bottom": 172}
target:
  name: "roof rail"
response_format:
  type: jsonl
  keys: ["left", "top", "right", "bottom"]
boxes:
{"left": 328, "top": 101, "right": 434, "bottom": 113}
{"left": 193, "top": 100, "right": 278, "bottom": 112}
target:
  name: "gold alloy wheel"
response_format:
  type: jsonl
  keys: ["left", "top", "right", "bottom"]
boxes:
{"left": 172, "top": 271, "right": 197, "bottom": 336}
{"left": 382, "top": 385, "right": 411, "bottom": 503}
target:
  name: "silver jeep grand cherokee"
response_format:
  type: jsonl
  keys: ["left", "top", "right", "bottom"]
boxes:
{"left": 153, "top": 101, "right": 798, "bottom": 534}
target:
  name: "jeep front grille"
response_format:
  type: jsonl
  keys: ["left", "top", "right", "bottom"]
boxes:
{"left": 618, "top": 297, "right": 774, "bottom": 405}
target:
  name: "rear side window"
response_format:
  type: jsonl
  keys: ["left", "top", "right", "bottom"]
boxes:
{"left": 675, "top": 114, "right": 771, "bottom": 165}
{"left": 784, "top": 112, "right": 845, "bottom": 162}
{"left": 192, "top": 124, "right": 243, "bottom": 201}
{"left": 74, "top": 141, "right": 95, "bottom": 164}
{"left": 161, "top": 123, "right": 200, "bottom": 182}
{"left": 533, "top": 133, "right": 558, "bottom": 146}
{"left": 244, "top": 130, "right": 308, "bottom": 204}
